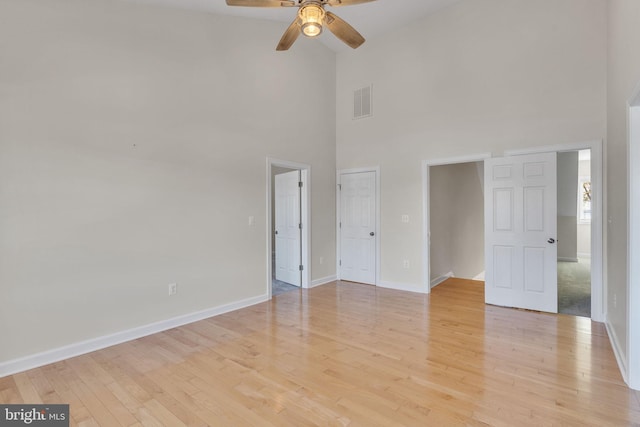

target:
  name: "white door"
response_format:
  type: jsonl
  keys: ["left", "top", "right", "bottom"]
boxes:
{"left": 340, "top": 171, "right": 376, "bottom": 284}
{"left": 484, "top": 152, "right": 558, "bottom": 313}
{"left": 275, "top": 170, "right": 301, "bottom": 287}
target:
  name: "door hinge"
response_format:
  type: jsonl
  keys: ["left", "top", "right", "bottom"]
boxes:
{"left": 339, "top": 222, "right": 342, "bottom": 228}
{"left": 338, "top": 184, "right": 342, "bottom": 191}
{"left": 339, "top": 260, "right": 342, "bottom": 266}
{"left": 299, "top": 265, "right": 304, "bottom": 271}
{"left": 299, "top": 223, "right": 302, "bottom": 230}
{"left": 299, "top": 181, "right": 303, "bottom": 188}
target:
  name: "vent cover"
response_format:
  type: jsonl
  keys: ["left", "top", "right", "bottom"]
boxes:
{"left": 353, "top": 85, "right": 372, "bottom": 120}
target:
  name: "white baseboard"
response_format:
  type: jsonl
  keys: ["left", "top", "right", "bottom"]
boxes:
{"left": 0, "top": 293, "right": 269, "bottom": 379}
{"left": 310, "top": 275, "right": 336, "bottom": 288}
{"left": 472, "top": 271, "right": 485, "bottom": 281}
{"left": 577, "top": 252, "right": 592, "bottom": 259}
{"left": 605, "top": 319, "right": 628, "bottom": 385}
{"left": 377, "top": 280, "right": 428, "bottom": 294}
{"left": 558, "top": 257, "right": 579, "bottom": 263}
{"left": 430, "top": 272, "right": 454, "bottom": 288}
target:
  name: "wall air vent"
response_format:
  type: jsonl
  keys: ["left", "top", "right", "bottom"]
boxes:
{"left": 353, "top": 84, "right": 373, "bottom": 120}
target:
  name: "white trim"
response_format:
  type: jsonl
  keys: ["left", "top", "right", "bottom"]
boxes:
{"left": 577, "top": 252, "right": 592, "bottom": 259}
{"left": 504, "top": 140, "right": 602, "bottom": 157}
{"left": 336, "top": 167, "right": 381, "bottom": 286}
{"left": 505, "top": 140, "right": 605, "bottom": 323}
{"left": 422, "top": 153, "right": 492, "bottom": 293}
{"left": 606, "top": 318, "right": 628, "bottom": 385}
{"left": 430, "top": 272, "right": 454, "bottom": 288}
{"left": 628, "top": 95, "right": 640, "bottom": 390}
{"left": 0, "top": 294, "right": 268, "bottom": 378}
{"left": 424, "top": 153, "right": 492, "bottom": 167}
{"left": 267, "top": 158, "right": 312, "bottom": 297}
{"left": 558, "top": 257, "right": 579, "bottom": 263}
{"left": 377, "top": 280, "right": 427, "bottom": 294}
{"left": 310, "top": 275, "right": 337, "bottom": 288}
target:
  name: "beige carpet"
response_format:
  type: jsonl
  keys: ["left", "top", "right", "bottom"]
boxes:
{"left": 558, "top": 258, "right": 591, "bottom": 318}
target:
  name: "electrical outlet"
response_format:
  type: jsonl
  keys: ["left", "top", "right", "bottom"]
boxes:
{"left": 613, "top": 293, "right": 617, "bottom": 308}
{"left": 403, "top": 260, "right": 410, "bottom": 269}
{"left": 248, "top": 216, "right": 255, "bottom": 226}
{"left": 401, "top": 214, "right": 410, "bottom": 223}
{"left": 169, "top": 283, "right": 177, "bottom": 296}
{"left": 319, "top": 257, "right": 324, "bottom": 265}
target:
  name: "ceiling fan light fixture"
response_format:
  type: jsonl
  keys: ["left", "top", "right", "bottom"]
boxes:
{"left": 299, "top": 4, "right": 325, "bottom": 38}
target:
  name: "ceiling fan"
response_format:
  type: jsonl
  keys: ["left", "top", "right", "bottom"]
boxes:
{"left": 225, "top": 0, "right": 376, "bottom": 51}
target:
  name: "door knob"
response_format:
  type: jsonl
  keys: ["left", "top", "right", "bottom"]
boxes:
{"left": 275, "top": 231, "right": 278, "bottom": 235}
{"left": 548, "top": 238, "right": 555, "bottom": 244}
{"left": 370, "top": 232, "right": 375, "bottom": 236}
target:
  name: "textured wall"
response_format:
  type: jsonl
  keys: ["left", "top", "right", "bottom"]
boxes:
{"left": 0, "top": 0, "right": 337, "bottom": 363}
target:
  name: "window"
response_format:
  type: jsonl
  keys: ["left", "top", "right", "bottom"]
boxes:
{"left": 578, "top": 178, "right": 591, "bottom": 223}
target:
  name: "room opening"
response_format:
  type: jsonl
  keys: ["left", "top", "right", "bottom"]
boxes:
{"left": 429, "top": 161, "right": 485, "bottom": 288}
{"left": 557, "top": 149, "right": 592, "bottom": 318}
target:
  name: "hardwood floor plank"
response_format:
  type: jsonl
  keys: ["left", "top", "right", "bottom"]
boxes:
{"left": 2, "top": 278, "right": 639, "bottom": 426}
{"left": 12, "top": 372, "right": 43, "bottom": 403}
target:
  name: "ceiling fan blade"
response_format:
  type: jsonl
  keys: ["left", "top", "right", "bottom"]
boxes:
{"left": 326, "top": 0, "right": 376, "bottom": 7}
{"left": 324, "top": 11, "right": 365, "bottom": 49}
{"left": 276, "top": 18, "right": 301, "bottom": 51}
{"left": 226, "top": 0, "right": 295, "bottom": 7}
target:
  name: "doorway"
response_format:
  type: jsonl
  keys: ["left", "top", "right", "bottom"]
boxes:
{"left": 504, "top": 141, "right": 604, "bottom": 322}
{"left": 429, "top": 161, "right": 485, "bottom": 288}
{"left": 273, "top": 167, "right": 301, "bottom": 296}
{"left": 423, "top": 154, "right": 491, "bottom": 292}
{"left": 423, "top": 142, "right": 603, "bottom": 321}
{"left": 557, "top": 149, "right": 592, "bottom": 317}
{"left": 267, "top": 158, "right": 310, "bottom": 298}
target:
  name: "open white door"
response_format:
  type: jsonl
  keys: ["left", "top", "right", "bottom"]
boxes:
{"left": 339, "top": 171, "right": 376, "bottom": 285}
{"left": 484, "top": 152, "right": 557, "bottom": 313}
{"left": 275, "top": 170, "right": 301, "bottom": 287}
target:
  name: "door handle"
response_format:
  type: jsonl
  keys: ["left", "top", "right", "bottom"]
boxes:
{"left": 275, "top": 231, "right": 278, "bottom": 235}
{"left": 370, "top": 232, "right": 375, "bottom": 237}
{"left": 548, "top": 238, "right": 555, "bottom": 244}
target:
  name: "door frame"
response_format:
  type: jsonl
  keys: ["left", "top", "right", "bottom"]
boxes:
{"left": 336, "top": 167, "right": 380, "bottom": 285}
{"left": 505, "top": 140, "right": 604, "bottom": 323}
{"left": 267, "top": 158, "right": 310, "bottom": 296}
{"left": 627, "top": 87, "right": 640, "bottom": 390}
{"left": 422, "top": 153, "right": 492, "bottom": 293}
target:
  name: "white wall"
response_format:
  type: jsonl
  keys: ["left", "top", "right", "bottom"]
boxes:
{"left": 430, "top": 162, "right": 484, "bottom": 282}
{"left": 0, "top": 0, "right": 337, "bottom": 364}
{"left": 429, "top": 166, "right": 453, "bottom": 281}
{"left": 607, "top": 0, "right": 640, "bottom": 389}
{"left": 557, "top": 151, "right": 578, "bottom": 261}
{"left": 336, "top": 0, "right": 606, "bottom": 290}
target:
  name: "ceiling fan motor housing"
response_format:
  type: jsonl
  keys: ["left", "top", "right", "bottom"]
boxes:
{"left": 299, "top": 2, "right": 326, "bottom": 37}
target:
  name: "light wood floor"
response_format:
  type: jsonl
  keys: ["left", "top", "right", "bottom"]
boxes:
{"left": 2, "top": 278, "right": 639, "bottom": 426}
